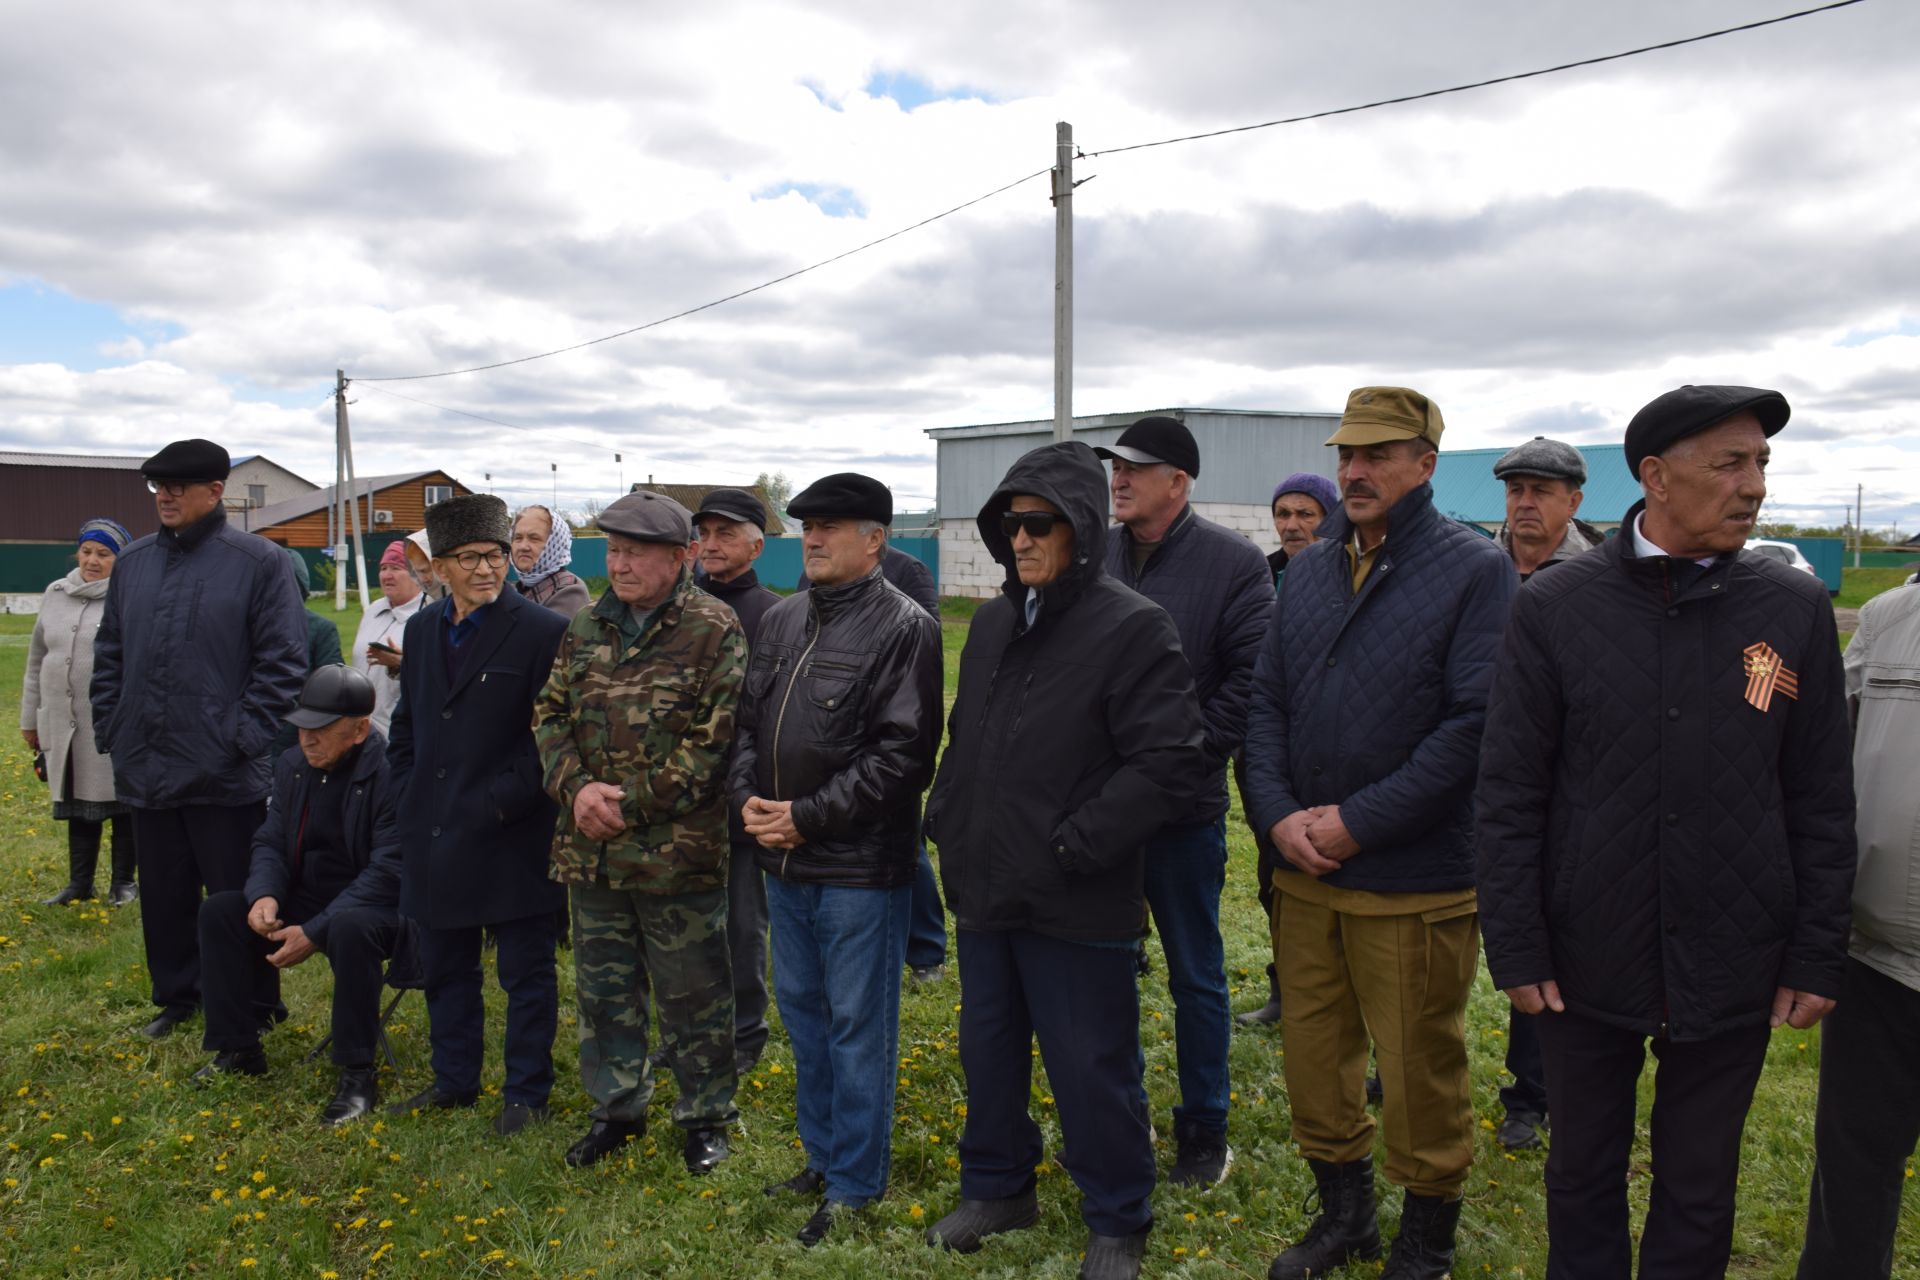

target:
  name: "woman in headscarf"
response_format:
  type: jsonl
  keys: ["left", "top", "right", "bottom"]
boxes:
{"left": 404, "top": 528, "right": 446, "bottom": 604}
{"left": 509, "top": 504, "right": 590, "bottom": 617}
{"left": 21, "top": 517, "right": 137, "bottom": 905}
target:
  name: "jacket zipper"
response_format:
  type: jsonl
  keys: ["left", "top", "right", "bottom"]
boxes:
{"left": 769, "top": 604, "right": 822, "bottom": 803}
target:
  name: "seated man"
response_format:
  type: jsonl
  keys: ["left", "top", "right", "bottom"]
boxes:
{"left": 193, "top": 664, "right": 403, "bottom": 1127}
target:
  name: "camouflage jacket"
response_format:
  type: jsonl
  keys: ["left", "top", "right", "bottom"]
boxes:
{"left": 534, "top": 570, "right": 748, "bottom": 893}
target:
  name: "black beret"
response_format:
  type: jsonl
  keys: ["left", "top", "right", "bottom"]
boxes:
{"left": 425, "top": 493, "right": 512, "bottom": 553}
{"left": 1624, "top": 385, "right": 1789, "bottom": 476}
{"left": 1093, "top": 415, "right": 1201, "bottom": 478}
{"left": 599, "top": 490, "right": 692, "bottom": 544}
{"left": 787, "top": 472, "right": 893, "bottom": 525}
{"left": 286, "top": 663, "right": 376, "bottom": 729}
{"left": 694, "top": 487, "right": 768, "bottom": 531}
{"left": 142, "top": 438, "right": 231, "bottom": 481}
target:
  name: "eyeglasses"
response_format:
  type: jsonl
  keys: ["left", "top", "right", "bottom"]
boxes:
{"left": 1000, "top": 511, "right": 1062, "bottom": 540}
{"left": 146, "top": 478, "right": 210, "bottom": 496}
{"left": 443, "top": 549, "right": 507, "bottom": 571}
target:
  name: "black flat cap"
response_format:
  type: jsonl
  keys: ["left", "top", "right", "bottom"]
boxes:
{"left": 1624, "top": 385, "right": 1789, "bottom": 476}
{"left": 1493, "top": 437, "right": 1587, "bottom": 485}
{"left": 694, "top": 487, "right": 768, "bottom": 531}
{"left": 599, "top": 490, "right": 692, "bottom": 544}
{"left": 425, "top": 493, "right": 512, "bottom": 553}
{"left": 142, "top": 438, "right": 231, "bottom": 481}
{"left": 787, "top": 472, "right": 893, "bottom": 525}
{"left": 286, "top": 663, "right": 376, "bottom": 729}
{"left": 1093, "top": 416, "right": 1200, "bottom": 478}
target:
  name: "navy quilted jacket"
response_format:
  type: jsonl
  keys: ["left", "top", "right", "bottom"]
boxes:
{"left": 1243, "top": 482, "right": 1517, "bottom": 892}
{"left": 1477, "top": 504, "right": 1856, "bottom": 1040}
{"left": 1106, "top": 506, "right": 1275, "bottom": 826}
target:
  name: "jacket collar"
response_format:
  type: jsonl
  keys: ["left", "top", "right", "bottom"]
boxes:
{"left": 1320, "top": 480, "right": 1439, "bottom": 552}
{"left": 1608, "top": 499, "right": 1741, "bottom": 602}
{"left": 811, "top": 563, "right": 885, "bottom": 622}
{"left": 699, "top": 566, "right": 762, "bottom": 597}
{"left": 161, "top": 505, "right": 226, "bottom": 553}
{"left": 590, "top": 567, "right": 693, "bottom": 649}
{"left": 1112, "top": 503, "right": 1196, "bottom": 580}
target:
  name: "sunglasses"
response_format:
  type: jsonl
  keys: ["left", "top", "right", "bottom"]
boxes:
{"left": 1000, "top": 511, "right": 1062, "bottom": 540}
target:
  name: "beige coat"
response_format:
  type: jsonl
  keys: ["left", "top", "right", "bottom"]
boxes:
{"left": 20, "top": 569, "right": 117, "bottom": 803}
{"left": 1844, "top": 583, "right": 1920, "bottom": 992}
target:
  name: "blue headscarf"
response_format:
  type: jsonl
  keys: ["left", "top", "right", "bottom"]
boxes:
{"left": 77, "top": 517, "right": 132, "bottom": 555}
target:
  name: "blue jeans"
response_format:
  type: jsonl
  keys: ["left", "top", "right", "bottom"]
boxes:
{"left": 907, "top": 843, "right": 948, "bottom": 969}
{"left": 766, "top": 877, "right": 910, "bottom": 1207}
{"left": 1142, "top": 816, "right": 1232, "bottom": 1133}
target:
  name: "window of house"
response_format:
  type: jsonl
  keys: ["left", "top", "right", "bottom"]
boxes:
{"left": 248, "top": 483, "right": 267, "bottom": 508}
{"left": 424, "top": 484, "right": 453, "bottom": 506}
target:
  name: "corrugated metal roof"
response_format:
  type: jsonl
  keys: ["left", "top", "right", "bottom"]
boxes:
{"left": 0, "top": 451, "right": 147, "bottom": 470}
{"left": 1430, "top": 444, "right": 1640, "bottom": 527}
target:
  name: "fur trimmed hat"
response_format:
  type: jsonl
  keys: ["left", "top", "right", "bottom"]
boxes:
{"left": 425, "top": 493, "right": 512, "bottom": 554}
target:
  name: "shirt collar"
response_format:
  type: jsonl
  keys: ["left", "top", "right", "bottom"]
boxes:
{"left": 1631, "top": 512, "right": 1716, "bottom": 568}
{"left": 1024, "top": 587, "right": 1041, "bottom": 628}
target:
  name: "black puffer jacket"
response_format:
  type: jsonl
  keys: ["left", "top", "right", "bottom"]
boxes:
{"left": 729, "top": 564, "right": 942, "bottom": 888}
{"left": 925, "top": 441, "right": 1206, "bottom": 943}
{"left": 1477, "top": 502, "right": 1856, "bottom": 1040}
{"left": 1107, "top": 505, "right": 1274, "bottom": 826}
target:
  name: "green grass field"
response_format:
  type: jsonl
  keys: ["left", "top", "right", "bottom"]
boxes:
{"left": 0, "top": 582, "right": 1913, "bottom": 1278}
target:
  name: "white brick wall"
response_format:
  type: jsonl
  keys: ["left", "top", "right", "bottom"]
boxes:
{"left": 939, "top": 505, "right": 1276, "bottom": 600}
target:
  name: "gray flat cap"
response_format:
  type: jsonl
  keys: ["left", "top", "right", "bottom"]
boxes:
{"left": 598, "top": 490, "right": 692, "bottom": 544}
{"left": 1492, "top": 436, "right": 1586, "bottom": 486}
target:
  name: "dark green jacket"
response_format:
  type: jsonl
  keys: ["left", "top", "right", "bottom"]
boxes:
{"left": 535, "top": 569, "right": 747, "bottom": 893}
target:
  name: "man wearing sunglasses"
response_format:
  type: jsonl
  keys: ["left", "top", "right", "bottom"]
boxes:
{"left": 91, "top": 437, "right": 308, "bottom": 1041}
{"left": 385, "top": 493, "right": 569, "bottom": 1138}
{"left": 925, "top": 440, "right": 1204, "bottom": 1280}
{"left": 1095, "top": 416, "right": 1272, "bottom": 1189}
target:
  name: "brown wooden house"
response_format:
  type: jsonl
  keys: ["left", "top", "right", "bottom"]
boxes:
{"left": 250, "top": 470, "right": 472, "bottom": 548}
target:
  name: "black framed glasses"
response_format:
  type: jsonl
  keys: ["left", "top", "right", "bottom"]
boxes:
{"left": 445, "top": 548, "right": 507, "bottom": 571}
{"left": 1000, "top": 511, "right": 1061, "bottom": 540}
{"left": 145, "top": 478, "right": 210, "bottom": 496}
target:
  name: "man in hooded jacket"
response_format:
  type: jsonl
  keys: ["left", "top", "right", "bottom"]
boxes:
{"left": 923, "top": 440, "right": 1205, "bottom": 1280}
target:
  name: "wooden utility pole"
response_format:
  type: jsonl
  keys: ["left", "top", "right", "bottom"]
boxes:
{"left": 1856, "top": 482, "right": 1864, "bottom": 569}
{"left": 1052, "top": 121, "right": 1074, "bottom": 442}
{"left": 333, "top": 370, "right": 349, "bottom": 611}
{"left": 340, "top": 372, "right": 371, "bottom": 612}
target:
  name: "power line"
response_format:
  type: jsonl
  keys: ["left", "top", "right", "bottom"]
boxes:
{"left": 355, "top": 165, "right": 1053, "bottom": 383}
{"left": 1082, "top": 0, "right": 1869, "bottom": 158}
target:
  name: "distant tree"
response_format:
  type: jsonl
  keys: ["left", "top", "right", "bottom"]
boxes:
{"left": 755, "top": 471, "right": 792, "bottom": 509}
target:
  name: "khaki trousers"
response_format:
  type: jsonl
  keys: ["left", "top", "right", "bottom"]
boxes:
{"left": 1275, "top": 886, "right": 1479, "bottom": 1197}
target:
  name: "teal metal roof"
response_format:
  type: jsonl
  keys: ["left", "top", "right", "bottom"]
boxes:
{"left": 1430, "top": 444, "right": 1640, "bottom": 527}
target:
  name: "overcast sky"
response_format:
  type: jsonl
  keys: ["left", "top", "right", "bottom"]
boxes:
{"left": 2, "top": 0, "right": 1914, "bottom": 528}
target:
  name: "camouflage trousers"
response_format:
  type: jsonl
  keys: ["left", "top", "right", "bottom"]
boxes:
{"left": 571, "top": 882, "right": 737, "bottom": 1129}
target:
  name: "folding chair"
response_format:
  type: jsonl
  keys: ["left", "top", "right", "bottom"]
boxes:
{"left": 308, "top": 918, "right": 424, "bottom": 1069}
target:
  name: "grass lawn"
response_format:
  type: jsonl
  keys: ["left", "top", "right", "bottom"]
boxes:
{"left": 0, "top": 596, "right": 1914, "bottom": 1278}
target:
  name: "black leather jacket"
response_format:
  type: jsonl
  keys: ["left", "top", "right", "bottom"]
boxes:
{"left": 729, "top": 564, "right": 943, "bottom": 888}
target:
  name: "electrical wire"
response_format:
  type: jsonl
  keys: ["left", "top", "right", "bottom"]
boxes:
{"left": 356, "top": 382, "right": 629, "bottom": 456}
{"left": 355, "top": 165, "right": 1053, "bottom": 383}
{"left": 1081, "top": 0, "right": 1868, "bottom": 158}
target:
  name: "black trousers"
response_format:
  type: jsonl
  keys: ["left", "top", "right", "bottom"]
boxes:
{"left": 1502, "top": 1007, "right": 1550, "bottom": 1117}
{"left": 1796, "top": 958, "right": 1920, "bottom": 1280}
{"left": 198, "top": 890, "right": 397, "bottom": 1067}
{"left": 956, "top": 927, "right": 1155, "bottom": 1237}
{"left": 129, "top": 803, "right": 265, "bottom": 1012}
{"left": 421, "top": 914, "right": 558, "bottom": 1107}
{"left": 726, "top": 842, "right": 770, "bottom": 1064}
{"left": 1537, "top": 1008, "right": 1769, "bottom": 1280}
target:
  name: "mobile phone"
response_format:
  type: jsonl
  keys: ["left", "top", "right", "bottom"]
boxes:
{"left": 369, "top": 641, "right": 400, "bottom": 655}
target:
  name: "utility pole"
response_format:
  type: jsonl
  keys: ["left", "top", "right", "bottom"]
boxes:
{"left": 551, "top": 462, "right": 558, "bottom": 508}
{"left": 616, "top": 452, "right": 623, "bottom": 495}
{"left": 1052, "top": 120, "right": 1073, "bottom": 443}
{"left": 333, "top": 371, "right": 349, "bottom": 611}
{"left": 334, "top": 370, "right": 371, "bottom": 611}
{"left": 1856, "top": 482, "right": 1864, "bottom": 569}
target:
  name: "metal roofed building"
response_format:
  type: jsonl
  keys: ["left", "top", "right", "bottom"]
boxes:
{"left": 926, "top": 407, "right": 1339, "bottom": 598}
{"left": 1429, "top": 443, "right": 1639, "bottom": 536}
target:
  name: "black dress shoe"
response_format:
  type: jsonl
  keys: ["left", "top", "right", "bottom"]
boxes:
{"left": 320, "top": 1068, "right": 379, "bottom": 1126}
{"left": 255, "top": 1004, "right": 290, "bottom": 1035}
{"left": 1496, "top": 1110, "right": 1545, "bottom": 1151}
{"left": 565, "top": 1120, "right": 643, "bottom": 1168}
{"left": 386, "top": 1086, "right": 478, "bottom": 1115}
{"left": 492, "top": 1102, "right": 551, "bottom": 1136}
{"left": 797, "top": 1200, "right": 861, "bottom": 1247}
{"left": 106, "top": 880, "right": 138, "bottom": 907}
{"left": 141, "top": 1007, "right": 195, "bottom": 1039}
{"left": 683, "top": 1126, "right": 730, "bottom": 1175}
{"left": 193, "top": 1045, "right": 267, "bottom": 1084}
{"left": 763, "top": 1166, "right": 826, "bottom": 1198}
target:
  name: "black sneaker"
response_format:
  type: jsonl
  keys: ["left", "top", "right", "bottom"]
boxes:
{"left": 1169, "top": 1120, "right": 1233, "bottom": 1188}
{"left": 1495, "top": 1110, "right": 1545, "bottom": 1151}
{"left": 925, "top": 1188, "right": 1039, "bottom": 1252}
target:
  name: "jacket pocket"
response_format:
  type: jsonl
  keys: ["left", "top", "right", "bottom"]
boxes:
{"left": 804, "top": 659, "right": 866, "bottom": 741}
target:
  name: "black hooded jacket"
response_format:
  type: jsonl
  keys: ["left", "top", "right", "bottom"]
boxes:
{"left": 925, "top": 441, "right": 1206, "bottom": 943}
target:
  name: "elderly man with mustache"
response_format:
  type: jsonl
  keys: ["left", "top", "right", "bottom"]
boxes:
{"left": 1244, "top": 388, "right": 1517, "bottom": 1280}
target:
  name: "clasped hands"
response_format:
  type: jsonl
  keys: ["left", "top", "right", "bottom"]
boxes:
{"left": 574, "top": 781, "right": 629, "bottom": 841}
{"left": 1267, "top": 804, "right": 1360, "bottom": 877}
{"left": 246, "top": 896, "right": 316, "bottom": 969}
{"left": 742, "top": 796, "right": 802, "bottom": 850}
